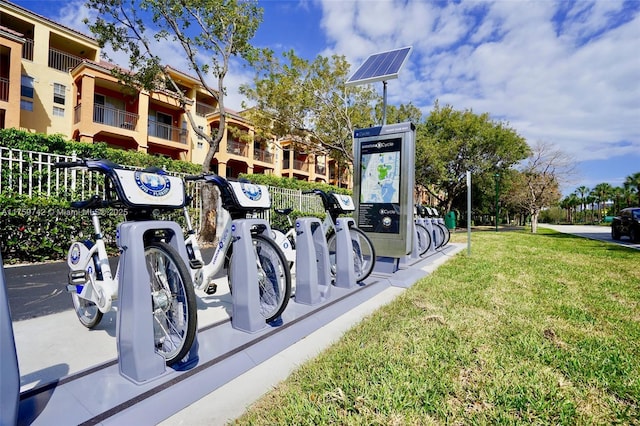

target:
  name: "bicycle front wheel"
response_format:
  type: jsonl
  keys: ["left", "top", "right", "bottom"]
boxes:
{"left": 229, "top": 234, "right": 292, "bottom": 323}
{"left": 71, "top": 255, "right": 103, "bottom": 329}
{"left": 415, "top": 223, "right": 431, "bottom": 256}
{"left": 146, "top": 241, "right": 197, "bottom": 366}
{"left": 327, "top": 227, "right": 376, "bottom": 282}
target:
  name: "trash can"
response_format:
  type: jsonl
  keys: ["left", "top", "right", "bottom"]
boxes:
{"left": 445, "top": 211, "right": 456, "bottom": 230}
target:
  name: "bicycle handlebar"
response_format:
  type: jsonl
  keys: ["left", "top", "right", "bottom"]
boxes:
{"left": 54, "top": 160, "right": 87, "bottom": 169}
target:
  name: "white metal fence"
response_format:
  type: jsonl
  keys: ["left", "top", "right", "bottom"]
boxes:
{"left": 0, "top": 146, "right": 324, "bottom": 220}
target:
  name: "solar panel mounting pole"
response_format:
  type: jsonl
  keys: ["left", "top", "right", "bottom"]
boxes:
{"left": 345, "top": 46, "right": 413, "bottom": 126}
{"left": 382, "top": 81, "right": 388, "bottom": 125}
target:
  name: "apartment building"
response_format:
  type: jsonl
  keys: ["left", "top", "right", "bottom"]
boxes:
{"left": 1, "top": 0, "right": 349, "bottom": 186}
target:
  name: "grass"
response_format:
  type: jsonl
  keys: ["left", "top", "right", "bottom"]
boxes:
{"left": 233, "top": 229, "right": 639, "bottom": 425}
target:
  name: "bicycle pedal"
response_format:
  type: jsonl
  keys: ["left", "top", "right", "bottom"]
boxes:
{"left": 189, "top": 259, "right": 204, "bottom": 269}
{"left": 204, "top": 283, "right": 218, "bottom": 295}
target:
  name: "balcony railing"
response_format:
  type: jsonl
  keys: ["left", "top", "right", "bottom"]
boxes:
{"left": 22, "top": 39, "right": 34, "bottom": 61}
{"left": 285, "top": 159, "right": 310, "bottom": 172}
{"left": 195, "top": 101, "right": 217, "bottom": 117}
{"left": 227, "top": 139, "right": 248, "bottom": 157}
{"left": 48, "top": 47, "right": 83, "bottom": 72}
{"left": 253, "top": 148, "right": 274, "bottom": 163}
{"left": 149, "top": 122, "right": 187, "bottom": 144}
{"left": 92, "top": 104, "right": 139, "bottom": 130}
{"left": 0, "top": 77, "right": 9, "bottom": 102}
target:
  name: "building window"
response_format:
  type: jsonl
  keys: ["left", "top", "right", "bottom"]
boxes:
{"left": 197, "top": 125, "right": 204, "bottom": 140}
{"left": 53, "top": 106, "right": 65, "bottom": 117}
{"left": 21, "top": 75, "right": 34, "bottom": 98}
{"left": 20, "top": 100, "right": 34, "bottom": 111}
{"left": 53, "top": 83, "right": 65, "bottom": 105}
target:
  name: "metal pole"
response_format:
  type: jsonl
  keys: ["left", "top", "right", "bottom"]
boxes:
{"left": 382, "top": 81, "right": 387, "bottom": 125}
{"left": 495, "top": 173, "right": 500, "bottom": 232}
{"left": 467, "top": 171, "right": 471, "bottom": 256}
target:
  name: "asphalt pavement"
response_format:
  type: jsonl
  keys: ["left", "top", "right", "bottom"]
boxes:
{"left": 538, "top": 223, "right": 640, "bottom": 250}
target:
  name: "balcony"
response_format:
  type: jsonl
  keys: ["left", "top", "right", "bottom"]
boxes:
{"left": 48, "top": 47, "right": 83, "bottom": 72}
{"left": 22, "top": 39, "right": 34, "bottom": 61}
{"left": 227, "top": 139, "right": 248, "bottom": 157}
{"left": 88, "top": 104, "right": 139, "bottom": 129}
{"left": 253, "top": 148, "right": 274, "bottom": 163}
{"left": 285, "top": 159, "right": 309, "bottom": 172}
{"left": 0, "top": 77, "right": 9, "bottom": 102}
{"left": 195, "top": 101, "right": 217, "bottom": 117}
{"left": 149, "top": 122, "right": 187, "bottom": 144}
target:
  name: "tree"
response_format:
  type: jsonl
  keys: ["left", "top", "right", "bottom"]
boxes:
{"left": 592, "top": 182, "right": 613, "bottom": 222}
{"left": 505, "top": 141, "right": 575, "bottom": 233}
{"left": 240, "top": 50, "right": 379, "bottom": 164}
{"left": 85, "top": 0, "right": 264, "bottom": 241}
{"left": 560, "top": 193, "right": 580, "bottom": 223}
{"left": 416, "top": 102, "right": 530, "bottom": 212}
{"left": 623, "top": 172, "right": 640, "bottom": 205}
{"left": 574, "top": 185, "right": 590, "bottom": 223}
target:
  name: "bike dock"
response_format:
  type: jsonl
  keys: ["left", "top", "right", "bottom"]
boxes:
{"left": 3, "top": 243, "right": 464, "bottom": 425}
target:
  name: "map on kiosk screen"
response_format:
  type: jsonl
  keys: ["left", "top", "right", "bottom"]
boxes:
{"left": 360, "top": 151, "right": 401, "bottom": 204}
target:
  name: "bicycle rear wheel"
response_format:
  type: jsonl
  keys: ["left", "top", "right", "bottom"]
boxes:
{"left": 327, "top": 227, "right": 376, "bottom": 282}
{"left": 146, "top": 241, "right": 197, "bottom": 366}
{"left": 229, "top": 234, "right": 292, "bottom": 322}
{"left": 415, "top": 223, "right": 431, "bottom": 256}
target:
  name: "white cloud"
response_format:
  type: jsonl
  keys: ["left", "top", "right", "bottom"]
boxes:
{"left": 317, "top": 0, "right": 640, "bottom": 165}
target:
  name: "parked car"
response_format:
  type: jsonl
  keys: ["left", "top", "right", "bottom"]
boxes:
{"left": 611, "top": 207, "right": 640, "bottom": 242}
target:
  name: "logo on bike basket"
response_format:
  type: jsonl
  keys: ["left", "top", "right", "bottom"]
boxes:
{"left": 240, "top": 182, "right": 262, "bottom": 201}
{"left": 134, "top": 171, "right": 171, "bottom": 197}
{"left": 70, "top": 243, "right": 81, "bottom": 265}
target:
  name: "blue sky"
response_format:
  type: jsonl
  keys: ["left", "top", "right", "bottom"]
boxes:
{"left": 10, "top": 0, "right": 640, "bottom": 195}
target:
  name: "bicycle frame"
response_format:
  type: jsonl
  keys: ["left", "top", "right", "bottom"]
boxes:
{"left": 183, "top": 205, "right": 235, "bottom": 291}
{"left": 67, "top": 210, "right": 118, "bottom": 313}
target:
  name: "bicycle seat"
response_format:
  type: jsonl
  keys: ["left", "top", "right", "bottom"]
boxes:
{"left": 275, "top": 208, "right": 293, "bottom": 215}
{"left": 200, "top": 174, "right": 271, "bottom": 216}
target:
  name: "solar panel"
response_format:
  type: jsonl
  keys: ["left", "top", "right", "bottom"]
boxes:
{"left": 345, "top": 46, "right": 412, "bottom": 87}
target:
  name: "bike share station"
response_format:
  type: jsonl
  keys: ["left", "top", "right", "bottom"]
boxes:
{"left": 2, "top": 50, "right": 461, "bottom": 426}
{"left": 2, "top": 177, "right": 402, "bottom": 426}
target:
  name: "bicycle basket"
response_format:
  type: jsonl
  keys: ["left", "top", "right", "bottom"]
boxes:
{"left": 227, "top": 181, "right": 271, "bottom": 210}
{"left": 110, "top": 169, "right": 185, "bottom": 209}
{"left": 331, "top": 193, "right": 355, "bottom": 213}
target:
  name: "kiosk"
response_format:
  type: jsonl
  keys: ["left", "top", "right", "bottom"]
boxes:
{"left": 353, "top": 122, "right": 416, "bottom": 272}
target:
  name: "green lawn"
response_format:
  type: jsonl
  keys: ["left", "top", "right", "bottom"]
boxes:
{"left": 233, "top": 229, "right": 639, "bottom": 425}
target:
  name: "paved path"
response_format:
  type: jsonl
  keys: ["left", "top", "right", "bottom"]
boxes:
{"left": 538, "top": 224, "right": 640, "bottom": 250}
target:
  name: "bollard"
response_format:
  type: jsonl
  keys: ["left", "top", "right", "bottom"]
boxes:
{"left": 0, "top": 253, "right": 19, "bottom": 426}
{"left": 334, "top": 218, "right": 357, "bottom": 288}
{"left": 295, "top": 218, "right": 331, "bottom": 305}
{"left": 230, "top": 219, "right": 270, "bottom": 333}
{"left": 117, "top": 221, "right": 195, "bottom": 384}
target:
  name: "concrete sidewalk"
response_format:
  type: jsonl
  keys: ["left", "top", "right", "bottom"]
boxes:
{"left": 10, "top": 244, "right": 465, "bottom": 425}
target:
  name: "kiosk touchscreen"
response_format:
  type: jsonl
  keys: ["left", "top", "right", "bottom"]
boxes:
{"left": 353, "top": 122, "right": 415, "bottom": 258}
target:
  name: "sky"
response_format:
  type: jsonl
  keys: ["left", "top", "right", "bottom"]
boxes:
{"left": 9, "top": 0, "right": 640, "bottom": 196}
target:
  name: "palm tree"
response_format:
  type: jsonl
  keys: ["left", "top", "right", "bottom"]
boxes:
{"left": 623, "top": 172, "right": 640, "bottom": 205}
{"left": 560, "top": 194, "right": 579, "bottom": 223}
{"left": 574, "top": 185, "right": 590, "bottom": 223}
{"left": 610, "top": 186, "right": 624, "bottom": 213}
{"left": 592, "top": 182, "right": 613, "bottom": 222}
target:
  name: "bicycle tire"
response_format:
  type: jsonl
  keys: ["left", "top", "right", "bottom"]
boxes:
{"left": 327, "top": 227, "right": 376, "bottom": 282}
{"left": 71, "top": 254, "right": 104, "bottom": 329}
{"left": 415, "top": 223, "right": 431, "bottom": 256}
{"left": 440, "top": 224, "right": 451, "bottom": 246}
{"left": 229, "top": 234, "right": 292, "bottom": 322}
{"left": 432, "top": 224, "right": 444, "bottom": 249}
{"left": 145, "top": 241, "right": 197, "bottom": 366}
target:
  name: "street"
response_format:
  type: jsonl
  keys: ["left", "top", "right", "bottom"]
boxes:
{"left": 538, "top": 223, "right": 640, "bottom": 250}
